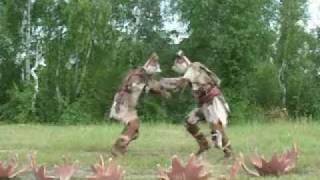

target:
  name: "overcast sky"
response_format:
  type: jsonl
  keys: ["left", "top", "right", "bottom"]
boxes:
{"left": 308, "top": 0, "right": 320, "bottom": 29}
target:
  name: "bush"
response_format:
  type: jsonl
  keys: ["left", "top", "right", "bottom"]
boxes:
{"left": 0, "top": 84, "right": 35, "bottom": 123}
{"left": 287, "top": 68, "right": 320, "bottom": 118}
{"left": 251, "top": 62, "right": 282, "bottom": 108}
{"left": 59, "top": 100, "right": 93, "bottom": 124}
{"left": 225, "top": 89, "right": 265, "bottom": 124}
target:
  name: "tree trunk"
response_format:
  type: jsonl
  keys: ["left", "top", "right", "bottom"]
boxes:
{"left": 278, "top": 60, "right": 287, "bottom": 108}
{"left": 56, "top": 32, "right": 64, "bottom": 112}
{"left": 25, "top": 0, "right": 32, "bottom": 82}
{"left": 75, "top": 40, "right": 93, "bottom": 97}
{"left": 31, "top": 43, "right": 40, "bottom": 111}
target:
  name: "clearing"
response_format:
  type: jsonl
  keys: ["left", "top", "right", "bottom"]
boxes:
{"left": 0, "top": 121, "right": 319, "bottom": 179}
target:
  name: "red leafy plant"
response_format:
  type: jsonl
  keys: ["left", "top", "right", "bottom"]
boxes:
{"left": 87, "top": 155, "right": 124, "bottom": 180}
{"left": 30, "top": 154, "right": 55, "bottom": 180}
{"left": 0, "top": 155, "right": 29, "bottom": 179}
{"left": 239, "top": 144, "right": 299, "bottom": 177}
{"left": 30, "top": 154, "right": 78, "bottom": 180}
{"left": 158, "top": 154, "right": 210, "bottom": 180}
{"left": 53, "top": 157, "right": 78, "bottom": 180}
{"left": 226, "top": 159, "right": 242, "bottom": 180}
{"left": 216, "top": 158, "right": 242, "bottom": 180}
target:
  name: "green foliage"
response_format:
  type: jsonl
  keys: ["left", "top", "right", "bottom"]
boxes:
{"left": 287, "top": 66, "right": 320, "bottom": 117}
{"left": 0, "top": 85, "right": 34, "bottom": 123}
{"left": 223, "top": 88, "right": 265, "bottom": 124}
{"left": 139, "top": 96, "right": 169, "bottom": 123}
{"left": 0, "top": 0, "right": 319, "bottom": 124}
{"left": 59, "top": 101, "right": 93, "bottom": 125}
{"left": 251, "top": 62, "right": 282, "bottom": 108}
{"left": 177, "top": 0, "right": 277, "bottom": 88}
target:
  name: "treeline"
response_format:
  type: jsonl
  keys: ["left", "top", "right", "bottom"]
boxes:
{"left": 0, "top": 0, "right": 319, "bottom": 124}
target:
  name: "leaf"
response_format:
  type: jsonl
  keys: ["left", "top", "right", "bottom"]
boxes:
{"left": 244, "top": 144, "right": 299, "bottom": 176}
{"left": 30, "top": 154, "right": 55, "bottom": 180}
{"left": 158, "top": 154, "right": 210, "bottom": 180}
{"left": 53, "top": 157, "right": 78, "bottom": 180}
{"left": 87, "top": 155, "right": 124, "bottom": 180}
{"left": 229, "top": 159, "right": 242, "bottom": 180}
{"left": 0, "top": 155, "right": 30, "bottom": 178}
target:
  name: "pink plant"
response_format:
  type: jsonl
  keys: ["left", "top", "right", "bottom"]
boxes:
{"left": 30, "top": 154, "right": 55, "bottom": 180}
{"left": 216, "top": 158, "right": 242, "bottom": 180}
{"left": 87, "top": 155, "right": 124, "bottom": 180}
{"left": 228, "top": 158, "right": 242, "bottom": 180}
{"left": 31, "top": 154, "right": 77, "bottom": 180}
{"left": 0, "top": 155, "right": 29, "bottom": 178}
{"left": 53, "top": 157, "right": 78, "bottom": 180}
{"left": 158, "top": 154, "right": 210, "bottom": 180}
{"left": 240, "top": 144, "right": 299, "bottom": 177}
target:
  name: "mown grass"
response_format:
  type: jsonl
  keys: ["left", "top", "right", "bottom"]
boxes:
{"left": 0, "top": 121, "right": 319, "bottom": 179}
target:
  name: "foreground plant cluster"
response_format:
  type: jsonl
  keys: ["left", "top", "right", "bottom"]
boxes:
{"left": 0, "top": 145, "right": 298, "bottom": 180}
{"left": 0, "top": 154, "right": 124, "bottom": 180}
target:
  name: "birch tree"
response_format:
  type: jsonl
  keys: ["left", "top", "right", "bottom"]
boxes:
{"left": 276, "top": 0, "right": 307, "bottom": 110}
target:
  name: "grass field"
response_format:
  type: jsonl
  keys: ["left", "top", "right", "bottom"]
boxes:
{"left": 0, "top": 121, "right": 319, "bottom": 179}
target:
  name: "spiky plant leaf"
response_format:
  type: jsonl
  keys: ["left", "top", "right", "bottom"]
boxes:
{"left": 53, "top": 157, "right": 78, "bottom": 180}
{"left": 87, "top": 155, "right": 124, "bottom": 180}
{"left": 30, "top": 154, "right": 55, "bottom": 180}
{"left": 0, "top": 155, "right": 30, "bottom": 178}
{"left": 250, "top": 144, "right": 298, "bottom": 176}
{"left": 158, "top": 154, "right": 210, "bottom": 180}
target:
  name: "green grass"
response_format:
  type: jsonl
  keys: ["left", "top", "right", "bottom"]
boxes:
{"left": 0, "top": 121, "right": 320, "bottom": 179}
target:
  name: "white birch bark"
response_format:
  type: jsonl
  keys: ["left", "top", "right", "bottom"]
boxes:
{"left": 73, "top": 56, "right": 79, "bottom": 98}
{"left": 31, "top": 42, "right": 46, "bottom": 111}
{"left": 278, "top": 60, "right": 287, "bottom": 108}
{"left": 25, "top": 0, "right": 32, "bottom": 82}
{"left": 75, "top": 40, "right": 92, "bottom": 96}
{"left": 18, "top": 10, "right": 27, "bottom": 82}
{"left": 56, "top": 36, "right": 63, "bottom": 111}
